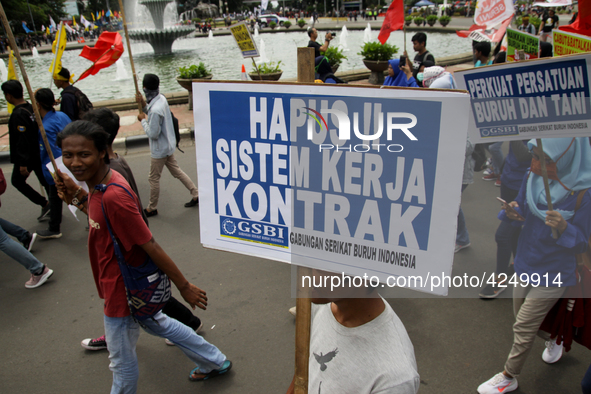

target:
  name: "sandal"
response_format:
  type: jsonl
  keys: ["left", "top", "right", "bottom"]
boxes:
{"left": 189, "top": 360, "right": 232, "bottom": 381}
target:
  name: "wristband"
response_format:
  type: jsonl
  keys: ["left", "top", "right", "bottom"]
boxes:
{"left": 73, "top": 194, "right": 87, "bottom": 208}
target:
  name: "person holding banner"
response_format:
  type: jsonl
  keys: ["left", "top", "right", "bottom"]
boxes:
{"left": 478, "top": 138, "right": 591, "bottom": 394}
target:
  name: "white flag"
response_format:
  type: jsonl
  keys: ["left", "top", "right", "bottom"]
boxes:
{"left": 49, "top": 15, "right": 57, "bottom": 29}
{"left": 261, "top": 0, "right": 269, "bottom": 11}
{"left": 80, "top": 15, "right": 91, "bottom": 28}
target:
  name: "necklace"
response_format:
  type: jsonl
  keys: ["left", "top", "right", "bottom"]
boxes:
{"left": 91, "top": 169, "right": 111, "bottom": 194}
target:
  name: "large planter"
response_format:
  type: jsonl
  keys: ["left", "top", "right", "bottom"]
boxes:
{"left": 248, "top": 72, "right": 283, "bottom": 81}
{"left": 331, "top": 65, "right": 339, "bottom": 74}
{"left": 363, "top": 60, "right": 389, "bottom": 85}
{"left": 177, "top": 75, "right": 213, "bottom": 110}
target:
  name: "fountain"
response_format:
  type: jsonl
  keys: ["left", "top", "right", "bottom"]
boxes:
{"left": 364, "top": 23, "right": 373, "bottom": 42}
{"left": 0, "top": 59, "right": 7, "bottom": 82}
{"left": 257, "top": 39, "right": 270, "bottom": 64}
{"left": 254, "top": 25, "right": 259, "bottom": 38}
{"left": 208, "top": 30, "right": 214, "bottom": 40}
{"left": 32, "top": 47, "right": 40, "bottom": 58}
{"left": 339, "top": 25, "right": 349, "bottom": 51}
{"left": 127, "top": 0, "right": 194, "bottom": 54}
{"left": 115, "top": 59, "right": 130, "bottom": 80}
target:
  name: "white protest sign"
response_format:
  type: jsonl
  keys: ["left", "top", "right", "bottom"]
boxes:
{"left": 455, "top": 52, "right": 591, "bottom": 143}
{"left": 194, "top": 82, "right": 470, "bottom": 296}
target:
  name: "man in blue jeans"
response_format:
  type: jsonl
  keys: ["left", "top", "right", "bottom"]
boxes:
{"left": 0, "top": 218, "right": 52, "bottom": 288}
{"left": 56, "top": 120, "right": 231, "bottom": 392}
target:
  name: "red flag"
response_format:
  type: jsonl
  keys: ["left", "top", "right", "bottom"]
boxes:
{"left": 77, "top": 32, "right": 124, "bottom": 81}
{"left": 378, "top": 0, "right": 404, "bottom": 44}
{"left": 559, "top": 0, "right": 591, "bottom": 36}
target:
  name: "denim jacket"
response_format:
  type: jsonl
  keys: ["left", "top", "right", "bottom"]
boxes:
{"left": 141, "top": 94, "right": 175, "bottom": 159}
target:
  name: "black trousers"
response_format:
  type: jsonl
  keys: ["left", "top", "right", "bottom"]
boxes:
{"left": 162, "top": 296, "right": 201, "bottom": 330}
{"left": 11, "top": 163, "right": 49, "bottom": 207}
{"left": 47, "top": 184, "right": 63, "bottom": 232}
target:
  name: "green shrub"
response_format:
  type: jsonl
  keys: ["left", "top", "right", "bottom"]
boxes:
{"left": 252, "top": 61, "right": 283, "bottom": 74}
{"left": 323, "top": 46, "right": 347, "bottom": 67}
{"left": 192, "top": 18, "right": 201, "bottom": 23}
{"left": 358, "top": 41, "right": 398, "bottom": 61}
{"left": 413, "top": 16, "right": 424, "bottom": 26}
{"left": 269, "top": 21, "right": 277, "bottom": 29}
{"left": 439, "top": 15, "right": 451, "bottom": 26}
{"left": 178, "top": 62, "right": 212, "bottom": 79}
{"left": 426, "top": 15, "right": 438, "bottom": 26}
{"left": 283, "top": 20, "right": 291, "bottom": 28}
{"left": 297, "top": 19, "right": 306, "bottom": 27}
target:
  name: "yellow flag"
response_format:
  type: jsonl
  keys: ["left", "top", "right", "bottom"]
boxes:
{"left": 46, "top": 27, "right": 50, "bottom": 35}
{"left": 73, "top": 16, "right": 77, "bottom": 26}
{"left": 48, "top": 24, "right": 67, "bottom": 78}
{"left": 7, "top": 51, "right": 18, "bottom": 114}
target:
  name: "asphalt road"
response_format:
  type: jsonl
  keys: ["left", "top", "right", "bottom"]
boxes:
{"left": 0, "top": 141, "right": 588, "bottom": 394}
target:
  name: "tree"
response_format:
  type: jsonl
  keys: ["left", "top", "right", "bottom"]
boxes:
{"left": 1, "top": 0, "right": 66, "bottom": 33}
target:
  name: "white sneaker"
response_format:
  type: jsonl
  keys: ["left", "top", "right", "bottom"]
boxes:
{"left": 542, "top": 338, "right": 563, "bottom": 363}
{"left": 483, "top": 168, "right": 493, "bottom": 176}
{"left": 477, "top": 373, "right": 518, "bottom": 394}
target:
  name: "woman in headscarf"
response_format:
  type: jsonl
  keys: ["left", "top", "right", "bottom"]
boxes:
{"left": 478, "top": 137, "right": 591, "bottom": 394}
{"left": 383, "top": 59, "right": 419, "bottom": 88}
{"left": 422, "top": 66, "right": 457, "bottom": 89}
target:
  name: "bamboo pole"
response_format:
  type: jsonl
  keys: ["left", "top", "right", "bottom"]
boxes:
{"left": 293, "top": 47, "right": 315, "bottom": 394}
{"left": 49, "top": 22, "right": 64, "bottom": 88}
{"left": 0, "top": 2, "right": 59, "bottom": 177}
{"left": 251, "top": 57, "right": 262, "bottom": 80}
{"left": 117, "top": 0, "right": 143, "bottom": 113}
{"left": 536, "top": 138, "right": 560, "bottom": 239}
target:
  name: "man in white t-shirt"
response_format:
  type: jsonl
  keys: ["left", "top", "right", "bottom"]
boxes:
{"left": 287, "top": 280, "right": 420, "bottom": 393}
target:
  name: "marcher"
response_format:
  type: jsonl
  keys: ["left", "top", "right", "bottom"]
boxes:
{"left": 75, "top": 108, "right": 204, "bottom": 350}
{"left": 53, "top": 67, "right": 92, "bottom": 121}
{"left": 478, "top": 138, "right": 591, "bottom": 394}
{"left": 135, "top": 74, "right": 199, "bottom": 217}
{"left": 1, "top": 80, "right": 50, "bottom": 221}
{"left": 307, "top": 27, "right": 333, "bottom": 58}
{"left": 518, "top": 15, "right": 537, "bottom": 35}
{"left": 539, "top": 9, "right": 559, "bottom": 42}
{"left": 474, "top": 41, "right": 493, "bottom": 67}
{"left": 34, "top": 88, "right": 70, "bottom": 239}
{"left": 406, "top": 33, "right": 435, "bottom": 87}
{"left": 286, "top": 278, "right": 420, "bottom": 393}
{"left": 56, "top": 120, "right": 232, "bottom": 390}
{"left": 383, "top": 58, "right": 419, "bottom": 87}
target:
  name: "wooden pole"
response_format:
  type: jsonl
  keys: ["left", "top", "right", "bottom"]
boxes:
{"left": 49, "top": 22, "right": 63, "bottom": 88}
{"left": 536, "top": 138, "right": 560, "bottom": 239}
{"left": 251, "top": 57, "right": 262, "bottom": 80}
{"left": 117, "top": 0, "right": 143, "bottom": 113}
{"left": 293, "top": 46, "right": 315, "bottom": 394}
{"left": 0, "top": 2, "right": 59, "bottom": 177}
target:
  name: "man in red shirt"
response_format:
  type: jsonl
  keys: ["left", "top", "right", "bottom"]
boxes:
{"left": 56, "top": 120, "right": 231, "bottom": 391}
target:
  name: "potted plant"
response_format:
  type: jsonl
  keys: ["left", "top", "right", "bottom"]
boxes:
{"left": 323, "top": 46, "right": 347, "bottom": 73}
{"left": 297, "top": 19, "right": 306, "bottom": 28}
{"left": 413, "top": 16, "right": 424, "bottom": 26}
{"left": 176, "top": 62, "right": 213, "bottom": 110}
{"left": 283, "top": 20, "right": 292, "bottom": 28}
{"left": 358, "top": 41, "right": 398, "bottom": 84}
{"left": 269, "top": 21, "right": 277, "bottom": 29}
{"left": 249, "top": 61, "right": 283, "bottom": 81}
{"left": 405, "top": 16, "right": 413, "bottom": 26}
{"left": 427, "top": 15, "right": 438, "bottom": 26}
{"left": 439, "top": 15, "right": 451, "bottom": 27}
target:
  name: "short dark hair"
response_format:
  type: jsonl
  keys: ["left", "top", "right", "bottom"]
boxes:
{"left": 1, "top": 80, "right": 23, "bottom": 99}
{"left": 474, "top": 41, "right": 491, "bottom": 57}
{"left": 83, "top": 108, "right": 120, "bottom": 145}
{"left": 34, "top": 88, "right": 56, "bottom": 112}
{"left": 494, "top": 51, "right": 506, "bottom": 64}
{"left": 57, "top": 120, "right": 110, "bottom": 164}
{"left": 57, "top": 67, "right": 70, "bottom": 80}
{"left": 307, "top": 27, "right": 315, "bottom": 37}
{"left": 142, "top": 73, "right": 159, "bottom": 90}
{"left": 540, "top": 41, "right": 553, "bottom": 58}
{"left": 412, "top": 32, "right": 427, "bottom": 45}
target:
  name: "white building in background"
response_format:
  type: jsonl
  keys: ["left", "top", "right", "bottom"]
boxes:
{"left": 64, "top": 1, "right": 79, "bottom": 18}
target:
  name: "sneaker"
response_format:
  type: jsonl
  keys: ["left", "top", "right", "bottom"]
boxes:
{"left": 81, "top": 334, "right": 108, "bottom": 351}
{"left": 482, "top": 173, "right": 499, "bottom": 181}
{"left": 479, "top": 282, "right": 508, "bottom": 299}
{"left": 542, "top": 338, "right": 563, "bottom": 363}
{"left": 184, "top": 197, "right": 199, "bottom": 208}
{"left": 25, "top": 265, "right": 54, "bottom": 289}
{"left": 483, "top": 168, "right": 493, "bottom": 176}
{"left": 37, "top": 229, "right": 62, "bottom": 239}
{"left": 454, "top": 243, "right": 471, "bottom": 253}
{"left": 477, "top": 373, "right": 518, "bottom": 394}
{"left": 165, "top": 321, "right": 204, "bottom": 346}
{"left": 22, "top": 232, "right": 37, "bottom": 252}
{"left": 495, "top": 178, "right": 502, "bottom": 187}
{"left": 289, "top": 306, "right": 296, "bottom": 316}
{"left": 37, "top": 204, "right": 51, "bottom": 222}
{"left": 485, "top": 158, "right": 492, "bottom": 168}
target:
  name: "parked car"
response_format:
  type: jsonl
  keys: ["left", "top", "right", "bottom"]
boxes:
{"left": 258, "top": 14, "right": 289, "bottom": 27}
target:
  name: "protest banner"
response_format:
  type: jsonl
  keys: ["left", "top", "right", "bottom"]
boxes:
{"left": 193, "top": 82, "right": 471, "bottom": 296}
{"left": 230, "top": 21, "right": 259, "bottom": 58}
{"left": 455, "top": 52, "right": 591, "bottom": 143}
{"left": 507, "top": 28, "right": 539, "bottom": 61}
{"left": 553, "top": 29, "right": 591, "bottom": 56}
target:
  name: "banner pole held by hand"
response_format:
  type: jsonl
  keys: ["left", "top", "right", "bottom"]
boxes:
{"left": 536, "top": 138, "right": 559, "bottom": 239}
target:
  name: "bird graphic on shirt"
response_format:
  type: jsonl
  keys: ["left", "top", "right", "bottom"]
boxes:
{"left": 314, "top": 348, "right": 338, "bottom": 371}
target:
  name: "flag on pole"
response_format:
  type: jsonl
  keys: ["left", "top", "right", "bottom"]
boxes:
{"left": 48, "top": 24, "right": 68, "bottom": 79}
{"left": 49, "top": 15, "right": 57, "bottom": 31}
{"left": 91, "top": 12, "right": 95, "bottom": 21}
{"left": 77, "top": 32, "right": 124, "bottom": 81}
{"left": 96, "top": 11, "right": 100, "bottom": 20}
{"left": 73, "top": 16, "right": 78, "bottom": 27}
{"left": 102, "top": 10, "right": 105, "bottom": 17}
{"left": 378, "top": 0, "right": 404, "bottom": 44}
{"left": 106, "top": 10, "right": 111, "bottom": 18}
{"left": 6, "top": 51, "right": 18, "bottom": 114}
{"left": 80, "top": 15, "right": 92, "bottom": 28}
{"left": 41, "top": 24, "right": 45, "bottom": 31}
{"left": 22, "top": 21, "right": 33, "bottom": 34}
{"left": 46, "top": 27, "right": 50, "bottom": 35}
